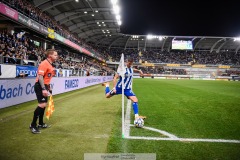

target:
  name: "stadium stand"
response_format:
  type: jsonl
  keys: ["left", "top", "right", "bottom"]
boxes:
{"left": 0, "top": 30, "right": 114, "bottom": 77}
{"left": 0, "top": 0, "right": 239, "bottom": 79}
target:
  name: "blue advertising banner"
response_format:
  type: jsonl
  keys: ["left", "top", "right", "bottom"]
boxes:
{"left": 16, "top": 65, "right": 38, "bottom": 77}
{"left": 0, "top": 76, "right": 113, "bottom": 108}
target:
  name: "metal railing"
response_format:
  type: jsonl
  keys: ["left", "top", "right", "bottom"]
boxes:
{"left": 0, "top": 56, "right": 37, "bottom": 66}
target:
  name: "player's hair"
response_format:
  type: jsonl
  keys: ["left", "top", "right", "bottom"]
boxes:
{"left": 46, "top": 49, "right": 57, "bottom": 57}
{"left": 127, "top": 58, "right": 134, "bottom": 62}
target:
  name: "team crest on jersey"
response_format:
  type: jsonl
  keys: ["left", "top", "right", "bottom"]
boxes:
{"left": 48, "top": 73, "right": 51, "bottom": 77}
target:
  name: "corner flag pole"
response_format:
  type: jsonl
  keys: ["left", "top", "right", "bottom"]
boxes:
{"left": 120, "top": 53, "right": 125, "bottom": 138}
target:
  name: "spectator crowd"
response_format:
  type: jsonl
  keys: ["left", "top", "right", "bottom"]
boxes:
{"left": 0, "top": 0, "right": 240, "bottom": 76}
{"left": 3, "top": 0, "right": 105, "bottom": 60}
{"left": 0, "top": 30, "right": 114, "bottom": 76}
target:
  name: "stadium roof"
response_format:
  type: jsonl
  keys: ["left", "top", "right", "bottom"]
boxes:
{"left": 31, "top": 0, "right": 121, "bottom": 39}
{"left": 31, "top": 0, "right": 240, "bottom": 52}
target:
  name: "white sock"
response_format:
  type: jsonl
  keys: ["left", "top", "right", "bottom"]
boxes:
{"left": 135, "top": 114, "right": 139, "bottom": 119}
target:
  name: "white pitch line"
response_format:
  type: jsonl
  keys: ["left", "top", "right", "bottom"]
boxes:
{"left": 126, "top": 136, "right": 240, "bottom": 144}
{"left": 178, "top": 138, "right": 240, "bottom": 143}
{"left": 129, "top": 124, "right": 178, "bottom": 139}
{"left": 126, "top": 136, "right": 178, "bottom": 141}
{"left": 123, "top": 97, "right": 240, "bottom": 144}
{"left": 124, "top": 100, "right": 132, "bottom": 138}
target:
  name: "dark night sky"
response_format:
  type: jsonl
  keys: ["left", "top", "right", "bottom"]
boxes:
{"left": 120, "top": 0, "right": 240, "bottom": 37}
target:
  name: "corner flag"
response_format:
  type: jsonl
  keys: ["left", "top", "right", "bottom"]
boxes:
{"left": 117, "top": 53, "right": 125, "bottom": 138}
{"left": 46, "top": 95, "right": 55, "bottom": 120}
{"left": 117, "top": 53, "right": 125, "bottom": 76}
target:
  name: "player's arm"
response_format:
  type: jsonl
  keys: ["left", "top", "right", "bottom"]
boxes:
{"left": 38, "top": 75, "right": 48, "bottom": 97}
{"left": 38, "top": 75, "right": 45, "bottom": 89}
{"left": 133, "top": 68, "right": 143, "bottom": 77}
{"left": 37, "top": 63, "right": 48, "bottom": 97}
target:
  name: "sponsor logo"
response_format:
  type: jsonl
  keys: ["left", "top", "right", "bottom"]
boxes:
{"left": 65, "top": 79, "right": 79, "bottom": 89}
{"left": 16, "top": 66, "right": 38, "bottom": 77}
{"left": 17, "top": 69, "right": 37, "bottom": 77}
{"left": 0, "top": 84, "right": 23, "bottom": 99}
{"left": 0, "top": 83, "right": 36, "bottom": 99}
{"left": 85, "top": 78, "right": 101, "bottom": 84}
{"left": 0, "top": 3, "right": 18, "bottom": 20}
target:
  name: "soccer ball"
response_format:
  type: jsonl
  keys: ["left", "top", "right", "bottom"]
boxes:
{"left": 134, "top": 118, "right": 144, "bottom": 128}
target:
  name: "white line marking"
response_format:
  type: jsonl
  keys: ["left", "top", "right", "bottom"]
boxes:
{"left": 178, "top": 138, "right": 240, "bottom": 143}
{"left": 126, "top": 136, "right": 177, "bottom": 141}
{"left": 129, "top": 124, "right": 178, "bottom": 139}
{"left": 124, "top": 100, "right": 131, "bottom": 138}
{"left": 126, "top": 136, "right": 240, "bottom": 143}
{"left": 124, "top": 101, "right": 240, "bottom": 143}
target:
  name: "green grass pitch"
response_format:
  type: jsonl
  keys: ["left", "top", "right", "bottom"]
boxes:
{"left": 0, "top": 79, "right": 239, "bottom": 160}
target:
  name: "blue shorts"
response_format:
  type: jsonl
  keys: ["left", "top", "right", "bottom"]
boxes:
{"left": 110, "top": 87, "right": 136, "bottom": 97}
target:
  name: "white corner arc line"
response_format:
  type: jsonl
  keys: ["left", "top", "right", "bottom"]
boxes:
{"left": 123, "top": 97, "right": 240, "bottom": 144}
{"left": 129, "top": 124, "right": 178, "bottom": 139}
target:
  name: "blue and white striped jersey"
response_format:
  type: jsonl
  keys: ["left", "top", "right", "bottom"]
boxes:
{"left": 116, "top": 66, "right": 133, "bottom": 89}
